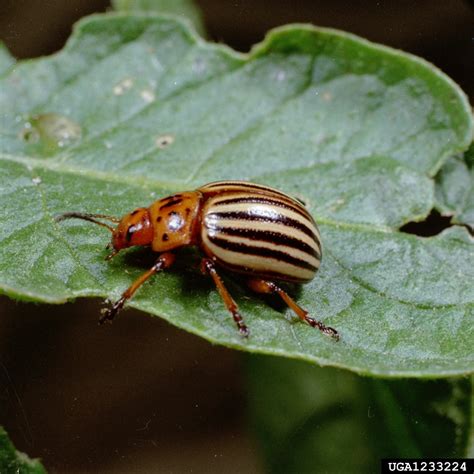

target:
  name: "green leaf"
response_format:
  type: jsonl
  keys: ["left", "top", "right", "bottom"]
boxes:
{"left": 247, "top": 355, "right": 474, "bottom": 474}
{"left": 0, "top": 43, "right": 15, "bottom": 75}
{"left": 435, "top": 143, "right": 474, "bottom": 228}
{"left": 0, "top": 14, "right": 473, "bottom": 377}
{"left": 112, "top": 0, "right": 205, "bottom": 35}
{"left": 0, "top": 427, "right": 47, "bottom": 474}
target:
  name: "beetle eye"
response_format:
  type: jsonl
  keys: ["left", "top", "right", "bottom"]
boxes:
{"left": 125, "top": 225, "right": 136, "bottom": 243}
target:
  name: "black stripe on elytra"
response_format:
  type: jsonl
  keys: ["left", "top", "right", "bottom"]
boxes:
{"left": 159, "top": 198, "right": 183, "bottom": 210}
{"left": 213, "top": 259, "right": 313, "bottom": 283}
{"left": 208, "top": 236, "right": 318, "bottom": 272}
{"left": 218, "top": 182, "right": 282, "bottom": 193}
{"left": 208, "top": 181, "right": 294, "bottom": 198}
{"left": 214, "top": 195, "right": 310, "bottom": 219}
{"left": 208, "top": 211, "right": 320, "bottom": 247}
{"left": 215, "top": 226, "right": 320, "bottom": 259}
{"left": 204, "top": 181, "right": 269, "bottom": 190}
{"left": 203, "top": 182, "right": 307, "bottom": 210}
{"left": 203, "top": 181, "right": 289, "bottom": 198}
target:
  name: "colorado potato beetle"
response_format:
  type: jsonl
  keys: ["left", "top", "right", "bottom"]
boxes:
{"left": 56, "top": 181, "right": 339, "bottom": 340}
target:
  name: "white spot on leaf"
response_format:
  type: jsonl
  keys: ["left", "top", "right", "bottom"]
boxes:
{"left": 155, "top": 134, "right": 174, "bottom": 149}
{"left": 140, "top": 89, "right": 155, "bottom": 103}
{"left": 113, "top": 78, "right": 133, "bottom": 95}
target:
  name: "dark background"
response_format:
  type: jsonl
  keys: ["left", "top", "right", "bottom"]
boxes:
{"left": 1, "top": 0, "right": 473, "bottom": 99}
{"left": 0, "top": 1, "right": 473, "bottom": 473}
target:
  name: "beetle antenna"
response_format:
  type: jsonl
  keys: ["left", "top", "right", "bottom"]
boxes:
{"left": 55, "top": 212, "right": 117, "bottom": 232}
{"left": 88, "top": 213, "right": 120, "bottom": 223}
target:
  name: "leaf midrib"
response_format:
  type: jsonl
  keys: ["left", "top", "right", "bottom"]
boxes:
{"left": 0, "top": 151, "right": 395, "bottom": 231}
{"left": 3, "top": 150, "right": 472, "bottom": 246}
{"left": 2, "top": 151, "right": 473, "bottom": 313}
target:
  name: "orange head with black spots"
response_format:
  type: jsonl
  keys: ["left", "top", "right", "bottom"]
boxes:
{"left": 111, "top": 208, "right": 153, "bottom": 252}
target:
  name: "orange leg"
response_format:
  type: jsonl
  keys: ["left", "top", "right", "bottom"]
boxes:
{"left": 247, "top": 278, "right": 339, "bottom": 340}
{"left": 100, "top": 252, "right": 176, "bottom": 324}
{"left": 201, "top": 258, "right": 249, "bottom": 337}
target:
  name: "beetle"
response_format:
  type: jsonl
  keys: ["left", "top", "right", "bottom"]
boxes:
{"left": 56, "top": 181, "right": 339, "bottom": 340}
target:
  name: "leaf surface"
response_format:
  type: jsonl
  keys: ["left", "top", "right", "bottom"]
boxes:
{"left": 435, "top": 144, "right": 474, "bottom": 228}
{"left": 0, "top": 427, "right": 47, "bottom": 474}
{"left": 0, "top": 43, "right": 15, "bottom": 75}
{"left": 0, "top": 15, "right": 473, "bottom": 376}
{"left": 112, "top": 0, "right": 205, "bottom": 34}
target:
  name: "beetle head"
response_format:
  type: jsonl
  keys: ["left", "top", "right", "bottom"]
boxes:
{"left": 110, "top": 208, "right": 153, "bottom": 256}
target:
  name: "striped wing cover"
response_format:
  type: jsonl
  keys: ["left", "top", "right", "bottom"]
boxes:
{"left": 198, "top": 181, "right": 322, "bottom": 283}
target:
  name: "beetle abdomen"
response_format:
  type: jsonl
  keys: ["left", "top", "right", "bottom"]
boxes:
{"left": 199, "top": 182, "right": 321, "bottom": 283}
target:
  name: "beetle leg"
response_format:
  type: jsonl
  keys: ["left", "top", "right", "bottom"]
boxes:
{"left": 200, "top": 258, "right": 249, "bottom": 337}
{"left": 247, "top": 278, "right": 339, "bottom": 340}
{"left": 100, "top": 252, "right": 176, "bottom": 325}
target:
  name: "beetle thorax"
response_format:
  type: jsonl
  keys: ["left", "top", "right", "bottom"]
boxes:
{"left": 148, "top": 191, "right": 202, "bottom": 252}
